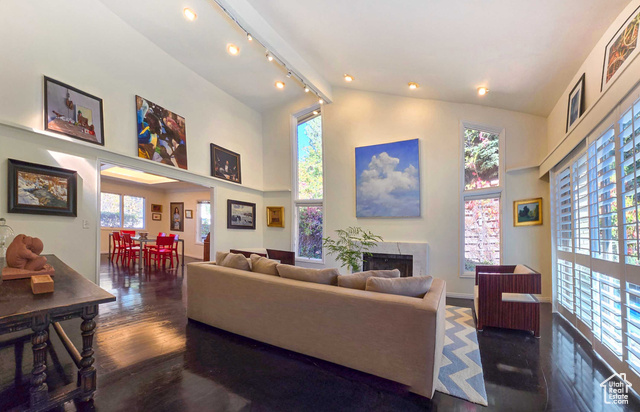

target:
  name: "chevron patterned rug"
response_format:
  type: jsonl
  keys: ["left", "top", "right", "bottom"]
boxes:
{"left": 435, "top": 305, "right": 488, "bottom": 406}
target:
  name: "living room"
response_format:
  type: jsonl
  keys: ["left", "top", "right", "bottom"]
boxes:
{"left": 0, "top": 0, "right": 639, "bottom": 410}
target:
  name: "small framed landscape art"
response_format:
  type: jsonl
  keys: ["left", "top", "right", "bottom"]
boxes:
{"left": 513, "top": 198, "right": 543, "bottom": 227}
{"left": 267, "top": 206, "right": 284, "bottom": 228}
{"left": 152, "top": 213, "right": 162, "bottom": 221}
{"left": 151, "top": 204, "right": 162, "bottom": 213}
{"left": 170, "top": 202, "right": 184, "bottom": 232}
{"left": 136, "top": 95, "right": 188, "bottom": 170}
{"left": 211, "top": 144, "right": 241, "bottom": 184}
{"left": 8, "top": 159, "right": 78, "bottom": 217}
{"left": 44, "top": 76, "right": 104, "bottom": 146}
{"left": 227, "top": 200, "right": 256, "bottom": 230}
{"left": 602, "top": 5, "right": 640, "bottom": 91}
{"left": 185, "top": 210, "right": 193, "bottom": 219}
{"left": 566, "top": 74, "right": 585, "bottom": 132}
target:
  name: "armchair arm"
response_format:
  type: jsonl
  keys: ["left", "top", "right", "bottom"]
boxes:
{"left": 475, "top": 265, "right": 517, "bottom": 285}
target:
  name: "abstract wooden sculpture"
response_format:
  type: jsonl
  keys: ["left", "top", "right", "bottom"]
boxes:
{"left": 2, "top": 234, "right": 55, "bottom": 280}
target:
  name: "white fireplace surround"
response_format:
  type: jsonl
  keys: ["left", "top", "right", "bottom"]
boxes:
{"left": 365, "top": 242, "right": 429, "bottom": 277}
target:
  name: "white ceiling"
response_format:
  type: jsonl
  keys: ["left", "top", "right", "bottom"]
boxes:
{"left": 100, "top": 0, "right": 631, "bottom": 116}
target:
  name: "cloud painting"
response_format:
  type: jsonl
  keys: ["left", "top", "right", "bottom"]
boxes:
{"left": 356, "top": 139, "right": 420, "bottom": 217}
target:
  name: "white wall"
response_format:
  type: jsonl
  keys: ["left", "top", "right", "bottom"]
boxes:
{"left": 164, "top": 189, "right": 211, "bottom": 259}
{"left": 262, "top": 88, "right": 552, "bottom": 298}
{"left": 0, "top": 0, "right": 266, "bottom": 281}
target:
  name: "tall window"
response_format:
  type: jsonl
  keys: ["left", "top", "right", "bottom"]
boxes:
{"left": 100, "top": 193, "right": 145, "bottom": 229}
{"left": 196, "top": 200, "right": 211, "bottom": 243}
{"left": 294, "top": 109, "right": 323, "bottom": 261}
{"left": 461, "top": 124, "right": 503, "bottom": 275}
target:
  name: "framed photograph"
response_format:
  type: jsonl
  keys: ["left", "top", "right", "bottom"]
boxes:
{"left": 152, "top": 213, "right": 162, "bottom": 221}
{"left": 185, "top": 210, "right": 193, "bottom": 219}
{"left": 355, "top": 139, "right": 420, "bottom": 217}
{"left": 513, "top": 198, "right": 543, "bottom": 227}
{"left": 227, "top": 200, "right": 256, "bottom": 230}
{"left": 44, "top": 76, "right": 104, "bottom": 146}
{"left": 170, "top": 202, "right": 184, "bottom": 232}
{"left": 136, "top": 95, "right": 188, "bottom": 170}
{"left": 602, "top": 5, "right": 640, "bottom": 91}
{"left": 566, "top": 74, "right": 585, "bottom": 132}
{"left": 151, "top": 204, "right": 162, "bottom": 213}
{"left": 267, "top": 206, "right": 285, "bottom": 228}
{"left": 8, "top": 159, "right": 78, "bottom": 217}
{"left": 211, "top": 144, "right": 241, "bottom": 184}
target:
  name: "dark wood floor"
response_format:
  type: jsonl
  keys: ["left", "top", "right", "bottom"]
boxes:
{"left": 1, "top": 255, "right": 640, "bottom": 411}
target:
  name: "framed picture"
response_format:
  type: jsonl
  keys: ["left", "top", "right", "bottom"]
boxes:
{"left": 227, "top": 200, "right": 256, "bottom": 230}
{"left": 136, "top": 95, "right": 188, "bottom": 170}
{"left": 513, "top": 198, "right": 543, "bottom": 227}
{"left": 185, "top": 210, "right": 193, "bottom": 219}
{"left": 170, "top": 202, "right": 184, "bottom": 232}
{"left": 355, "top": 139, "right": 420, "bottom": 217}
{"left": 8, "top": 159, "right": 78, "bottom": 217}
{"left": 267, "top": 206, "right": 284, "bottom": 228}
{"left": 44, "top": 76, "right": 104, "bottom": 146}
{"left": 211, "top": 144, "right": 242, "bottom": 184}
{"left": 566, "top": 74, "right": 585, "bottom": 132}
{"left": 152, "top": 213, "right": 162, "bottom": 221}
{"left": 602, "top": 5, "right": 640, "bottom": 91}
{"left": 151, "top": 204, "right": 162, "bottom": 213}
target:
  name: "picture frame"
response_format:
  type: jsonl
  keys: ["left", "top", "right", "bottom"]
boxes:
{"left": 227, "top": 199, "right": 256, "bottom": 230}
{"left": 211, "top": 144, "right": 242, "bottom": 184}
{"left": 602, "top": 5, "right": 640, "bottom": 92}
{"left": 151, "top": 204, "right": 162, "bottom": 213}
{"left": 267, "top": 206, "right": 285, "bottom": 228}
{"left": 152, "top": 213, "right": 162, "bottom": 221}
{"left": 8, "top": 159, "right": 78, "bottom": 217}
{"left": 136, "top": 95, "right": 188, "bottom": 170}
{"left": 513, "top": 198, "right": 543, "bottom": 227}
{"left": 170, "top": 202, "right": 184, "bottom": 232}
{"left": 185, "top": 210, "right": 193, "bottom": 219}
{"left": 44, "top": 76, "right": 105, "bottom": 146}
{"left": 566, "top": 73, "right": 585, "bottom": 132}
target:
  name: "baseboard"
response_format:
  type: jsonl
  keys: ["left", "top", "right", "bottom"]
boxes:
{"left": 446, "top": 292, "right": 474, "bottom": 299}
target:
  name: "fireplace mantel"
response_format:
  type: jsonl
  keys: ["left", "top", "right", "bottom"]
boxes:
{"left": 365, "top": 242, "right": 429, "bottom": 277}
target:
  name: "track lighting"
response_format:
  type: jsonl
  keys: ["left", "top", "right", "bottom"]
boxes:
{"left": 247, "top": 33, "right": 253, "bottom": 41}
{"left": 304, "top": 86, "right": 310, "bottom": 93}
{"left": 266, "top": 51, "right": 273, "bottom": 62}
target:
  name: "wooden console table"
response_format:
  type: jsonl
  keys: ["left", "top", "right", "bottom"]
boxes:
{"left": 0, "top": 255, "right": 116, "bottom": 411}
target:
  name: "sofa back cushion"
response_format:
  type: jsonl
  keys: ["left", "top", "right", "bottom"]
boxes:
{"left": 366, "top": 276, "right": 433, "bottom": 298}
{"left": 219, "top": 252, "right": 251, "bottom": 271}
{"left": 215, "top": 251, "right": 229, "bottom": 264}
{"left": 251, "top": 254, "right": 279, "bottom": 276}
{"left": 277, "top": 264, "right": 339, "bottom": 285}
{"left": 338, "top": 269, "right": 401, "bottom": 290}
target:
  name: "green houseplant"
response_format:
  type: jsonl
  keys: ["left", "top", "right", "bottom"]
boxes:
{"left": 323, "top": 226, "right": 383, "bottom": 273}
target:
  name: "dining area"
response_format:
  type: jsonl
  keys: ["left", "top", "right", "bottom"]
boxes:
{"left": 108, "top": 230, "right": 185, "bottom": 273}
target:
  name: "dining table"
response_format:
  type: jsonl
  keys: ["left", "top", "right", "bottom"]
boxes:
{"left": 108, "top": 233, "right": 185, "bottom": 273}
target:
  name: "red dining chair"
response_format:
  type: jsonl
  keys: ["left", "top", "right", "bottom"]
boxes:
{"left": 121, "top": 233, "right": 142, "bottom": 266}
{"left": 170, "top": 234, "right": 179, "bottom": 264}
{"left": 121, "top": 230, "right": 136, "bottom": 236}
{"left": 111, "top": 231, "right": 125, "bottom": 263}
{"left": 148, "top": 236, "right": 174, "bottom": 268}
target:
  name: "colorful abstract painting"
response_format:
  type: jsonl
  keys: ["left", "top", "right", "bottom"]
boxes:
{"left": 603, "top": 7, "right": 640, "bottom": 90}
{"left": 355, "top": 139, "right": 420, "bottom": 217}
{"left": 136, "top": 96, "right": 187, "bottom": 169}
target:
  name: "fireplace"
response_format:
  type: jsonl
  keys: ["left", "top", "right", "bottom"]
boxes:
{"left": 362, "top": 253, "right": 413, "bottom": 277}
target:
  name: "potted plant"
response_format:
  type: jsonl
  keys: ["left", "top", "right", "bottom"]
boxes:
{"left": 323, "top": 226, "right": 383, "bottom": 273}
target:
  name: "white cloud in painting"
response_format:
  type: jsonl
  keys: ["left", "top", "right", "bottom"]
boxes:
{"left": 357, "top": 152, "right": 420, "bottom": 217}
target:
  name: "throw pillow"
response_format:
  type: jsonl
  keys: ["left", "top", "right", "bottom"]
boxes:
{"left": 277, "top": 264, "right": 340, "bottom": 285}
{"left": 338, "top": 269, "right": 400, "bottom": 290}
{"left": 250, "top": 254, "right": 279, "bottom": 276}
{"left": 215, "top": 251, "right": 229, "bottom": 265}
{"left": 365, "top": 276, "right": 433, "bottom": 298}
{"left": 220, "top": 252, "right": 251, "bottom": 271}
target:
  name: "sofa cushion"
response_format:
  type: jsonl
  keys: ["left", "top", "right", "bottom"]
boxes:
{"left": 365, "top": 276, "right": 433, "bottom": 298}
{"left": 338, "top": 269, "right": 401, "bottom": 290}
{"left": 276, "top": 264, "right": 339, "bottom": 285}
{"left": 251, "top": 254, "right": 279, "bottom": 276}
{"left": 220, "top": 252, "right": 251, "bottom": 271}
{"left": 513, "top": 264, "right": 534, "bottom": 274}
{"left": 215, "top": 251, "right": 229, "bottom": 264}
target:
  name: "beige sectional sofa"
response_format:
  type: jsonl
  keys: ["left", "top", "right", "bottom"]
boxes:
{"left": 187, "top": 261, "right": 447, "bottom": 398}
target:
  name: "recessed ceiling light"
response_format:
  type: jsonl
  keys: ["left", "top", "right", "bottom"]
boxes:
{"left": 313, "top": 110, "right": 319, "bottom": 115}
{"left": 275, "top": 81, "right": 285, "bottom": 89}
{"left": 408, "top": 82, "right": 419, "bottom": 90}
{"left": 477, "top": 87, "right": 489, "bottom": 96}
{"left": 227, "top": 44, "right": 240, "bottom": 55}
{"left": 183, "top": 8, "right": 197, "bottom": 21}
{"left": 344, "top": 74, "right": 354, "bottom": 82}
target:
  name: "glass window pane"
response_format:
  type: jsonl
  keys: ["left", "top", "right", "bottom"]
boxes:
{"left": 198, "top": 201, "right": 211, "bottom": 243}
{"left": 297, "top": 206, "right": 323, "bottom": 260}
{"left": 464, "top": 128, "right": 500, "bottom": 190}
{"left": 297, "top": 115, "right": 323, "bottom": 200}
{"left": 123, "top": 195, "right": 144, "bottom": 229}
{"left": 464, "top": 197, "right": 500, "bottom": 272}
{"left": 100, "top": 193, "right": 121, "bottom": 228}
